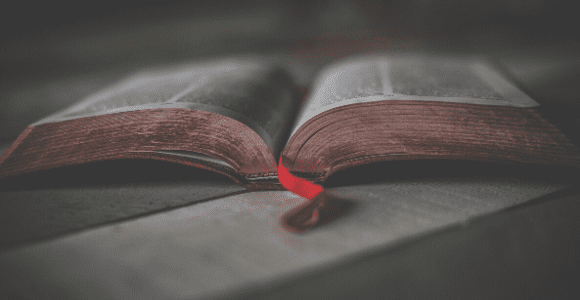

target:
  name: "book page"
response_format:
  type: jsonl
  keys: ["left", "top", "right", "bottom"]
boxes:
{"left": 33, "top": 57, "right": 299, "bottom": 156}
{"left": 288, "top": 54, "right": 539, "bottom": 139}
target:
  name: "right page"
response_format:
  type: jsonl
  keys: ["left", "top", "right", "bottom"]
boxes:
{"left": 282, "top": 53, "right": 580, "bottom": 181}
{"left": 289, "top": 53, "right": 539, "bottom": 137}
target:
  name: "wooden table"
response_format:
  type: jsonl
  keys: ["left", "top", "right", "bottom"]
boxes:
{"left": 1, "top": 157, "right": 579, "bottom": 299}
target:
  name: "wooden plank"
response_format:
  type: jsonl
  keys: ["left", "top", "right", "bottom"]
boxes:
{"left": 0, "top": 164, "right": 573, "bottom": 299}
{"left": 0, "top": 156, "right": 246, "bottom": 251}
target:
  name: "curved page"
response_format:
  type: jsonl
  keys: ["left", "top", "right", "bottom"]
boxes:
{"left": 288, "top": 53, "right": 539, "bottom": 139}
{"left": 34, "top": 57, "right": 299, "bottom": 159}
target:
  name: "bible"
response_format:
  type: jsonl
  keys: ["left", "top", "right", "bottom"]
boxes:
{"left": 1, "top": 53, "right": 579, "bottom": 190}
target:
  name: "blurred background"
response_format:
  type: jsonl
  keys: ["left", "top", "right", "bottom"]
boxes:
{"left": 1, "top": 0, "right": 580, "bottom": 142}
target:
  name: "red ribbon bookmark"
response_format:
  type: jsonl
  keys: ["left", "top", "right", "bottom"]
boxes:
{"left": 278, "top": 157, "right": 326, "bottom": 232}
{"left": 277, "top": 157, "right": 323, "bottom": 199}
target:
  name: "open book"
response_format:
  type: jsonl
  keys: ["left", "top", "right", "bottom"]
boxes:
{"left": 1, "top": 53, "right": 579, "bottom": 190}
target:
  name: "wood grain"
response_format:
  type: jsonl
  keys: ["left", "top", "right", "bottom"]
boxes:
{"left": 0, "top": 170, "right": 573, "bottom": 299}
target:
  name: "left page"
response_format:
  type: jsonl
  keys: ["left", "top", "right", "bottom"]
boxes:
{"left": 34, "top": 57, "right": 299, "bottom": 157}
{"left": 0, "top": 57, "right": 300, "bottom": 188}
